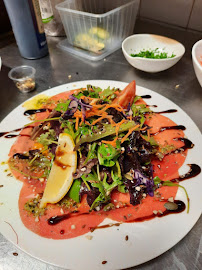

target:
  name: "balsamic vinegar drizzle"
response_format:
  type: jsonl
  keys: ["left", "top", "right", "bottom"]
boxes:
{"left": 172, "top": 137, "right": 194, "bottom": 153}
{"left": 4, "top": 134, "right": 30, "bottom": 139}
{"left": 161, "top": 137, "right": 194, "bottom": 158}
{"left": 0, "top": 126, "right": 33, "bottom": 138}
{"left": 156, "top": 164, "right": 201, "bottom": 185}
{"left": 152, "top": 125, "right": 186, "bottom": 135}
{"left": 155, "top": 109, "right": 178, "bottom": 114}
{"left": 47, "top": 200, "right": 186, "bottom": 226}
{"left": 24, "top": 108, "right": 50, "bottom": 116}
{"left": 129, "top": 200, "right": 186, "bottom": 222}
{"left": 160, "top": 125, "right": 186, "bottom": 132}
{"left": 13, "top": 153, "right": 30, "bottom": 160}
{"left": 48, "top": 214, "right": 70, "bottom": 225}
{"left": 0, "top": 108, "right": 51, "bottom": 138}
{"left": 48, "top": 211, "right": 84, "bottom": 225}
{"left": 147, "top": 105, "right": 157, "bottom": 108}
{"left": 4, "top": 134, "right": 19, "bottom": 138}
{"left": 0, "top": 128, "right": 22, "bottom": 138}
{"left": 171, "top": 164, "right": 201, "bottom": 182}
{"left": 141, "top": 95, "right": 151, "bottom": 99}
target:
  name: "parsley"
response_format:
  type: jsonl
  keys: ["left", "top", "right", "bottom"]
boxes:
{"left": 99, "top": 87, "right": 117, "bottom": 100}
{"left": 98, "top": 143, "right": 121, "bottom": 167}
{"left": 84, "top": 142, "right": 97, "bottom": 164}
{"left": 55, "top": 100, "right": 70, "bottom": 113}
{"left": 130, "top": 48, "right": 175, "bottom": 59}
{"left": 36, "top": 129, "right": 57, "bottom": 147}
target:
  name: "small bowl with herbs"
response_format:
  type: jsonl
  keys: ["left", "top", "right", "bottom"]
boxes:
{"left": 122, "top": 34, "right": 185, "bottom": 73}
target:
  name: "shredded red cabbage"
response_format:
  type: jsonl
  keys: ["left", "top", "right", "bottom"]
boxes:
{"left": 69, "top": 95, "right": 92, "bottom": 122}
{"left": 62, "top": 100, "right": 78, "bottom": 120}
{"left": 134, "top": 169, "right": 154, "bottom": 197}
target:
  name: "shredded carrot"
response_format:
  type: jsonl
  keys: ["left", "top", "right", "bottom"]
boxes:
{"left": 91, "top": 116, "right": 107, "bottom": 125}
{"left": 107, "top": 116, "right": 116, "bottom": 127}
{"left": 81, "top": 103, "right": 126, "bottom": 121}
{"left": 140, "top": 126, "right": 147, "bottom": 131}
{"left": 79, "top": 119, "right": 83, "bottom": 126}
{"left": 115, "top": 119, "right": 126, "bottom": 136}
{"left": 85, "top": 120, "right": 91, "bottom": 126}
{"left": 75, "top": 117, "right": 79, "bottom": 130}
{"left": 91, "top": 114, "right": 116, "bottom": 126}
{"left": 85, "top": 107, "right": 104, "bottom": 118}
{"left": 71, "top": 98, "right": 128, "bottom": 128}
{"left": 80, "top": 95, "right": 99, "bottom": 101}
{"left": 147, "top": 129, "right": 150, "bottom": 141}
{"left": 102, "top": 137, "right": 118, "bottom": 147}
{"left": 74, "top": 110, "right": 82, "bottom": 118}
{"left": 33, "top": 142, "right": 44, "bottom": 151}
{"left": 121, "top": 124, "right": 140, "bottom": 144}
{"left": 91, "top": 104, "right": 105, "bottom": 108}
{"left": 98, "top": 104, "right": 125, "bottom": 114}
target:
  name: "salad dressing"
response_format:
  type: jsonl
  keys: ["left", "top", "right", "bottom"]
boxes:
{"left": 127, "top": 200, "right": 186, "bottom": 222}
{"left": 141, "top": 95, "right": 151, "bottom": 99}
{"left": 0, "top": 127, "right": 32, "bottom": 138}
{"left": 171, "top": 138, "right": 194, "bottom": 153}
{"left": 170, "top": 164, "right": 201, "bottom": 182}
{"left": 155, "top": 109, "right": 178, "bottom": 114}
{"left": 152, "top": 125, "right": 186, "bottom": 135}
{"left": 24, "top": 108, "right": 50, "bottom": 116}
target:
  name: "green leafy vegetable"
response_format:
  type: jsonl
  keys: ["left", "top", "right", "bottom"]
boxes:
{"left": 36, "top": 129, "right": 57, "bottom": 147}
{"left": 24, "top": 117, "right": 61, "bottom": 127}
{"left": 130, "top": 48, "right": 176, "bottom": 59}
{"left": 118, "top": 184, "right": 128, "bottom": 193}
{"left": 84, "top": 142, "right": 97, "bottom": 164}
{"left": 63, "top": 121, "right": 76, "bottom": 140}
{"left": 55, "top": 100, "right": 71, "bottom": 113}
{"left": 131, "top": 103, "right": 151, "bottom": 116}
{"left": 68, "top": 179, "right": 81, "bottom": 203}
{"left": 133, "top": 95, "right": 142, "bottom": 103}
{"left": 103, "top": 203, "right": 115, "bottom": 211}
{"left": 76, "top": 120, "right": 138, "bottom": 147}
{"left": 98, "top": 143, "right": 121, "bottom": 167}
{"left": 85, "top": 85, "right": 101, "bottom": 98}
{"left": 99, "top": 87, "right": 116, "bottom": 99}
{"left": 141, "top": 135, "right": 158, "bottom": 146}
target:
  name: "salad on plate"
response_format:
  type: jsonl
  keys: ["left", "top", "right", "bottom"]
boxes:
{"left": 4, "top": 80, "right": 201, "bottom": 239}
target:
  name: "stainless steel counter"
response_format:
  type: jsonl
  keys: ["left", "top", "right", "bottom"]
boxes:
{"left": 0, "top": 19, "right": 201, "bottom": 270}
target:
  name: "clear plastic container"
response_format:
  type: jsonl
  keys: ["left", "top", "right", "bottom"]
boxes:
{"left": 56, "top": 0, "right": 140, "bottom": 61}
{"left": 8, "top": 66, "right": 36, "bottom": 93}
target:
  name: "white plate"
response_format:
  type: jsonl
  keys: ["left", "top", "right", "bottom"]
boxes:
{"left": 0, "top": 80, "right": 202, "bottom": 270}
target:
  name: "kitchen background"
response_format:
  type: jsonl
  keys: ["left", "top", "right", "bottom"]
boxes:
{"left": 1, "top": 0, "right": 202, "bottom": 36}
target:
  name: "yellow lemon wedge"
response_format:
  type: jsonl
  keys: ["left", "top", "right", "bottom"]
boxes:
{"left": 40, "top": 133, "right": 77, "bottom": 208}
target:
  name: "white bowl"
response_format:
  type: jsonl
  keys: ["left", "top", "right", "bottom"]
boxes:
{"left": 122, "top": 34, "right": 185, "bottom": 73}
{"left": 192, "top": 39, "right": 202, "bottom": 87}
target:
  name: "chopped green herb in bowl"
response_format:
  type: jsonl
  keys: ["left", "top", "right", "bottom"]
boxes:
{"left": 130, "top": 48, "right": 176, "bottom": 59}
{"left": 122, "top": 34, "right": 185, "bottom": 72}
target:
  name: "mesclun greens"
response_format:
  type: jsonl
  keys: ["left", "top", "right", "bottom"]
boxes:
{"left": 130, "top": 48, "right": 176, "bottom": 59}
{"left": 98, "top": 143, "right": 121, "bottom": 167}
{"left": 13, "top": 82, "right": 190, "bottom": 215}
{"left": 36, "top": 129, "right": 57, "bottom": 147}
